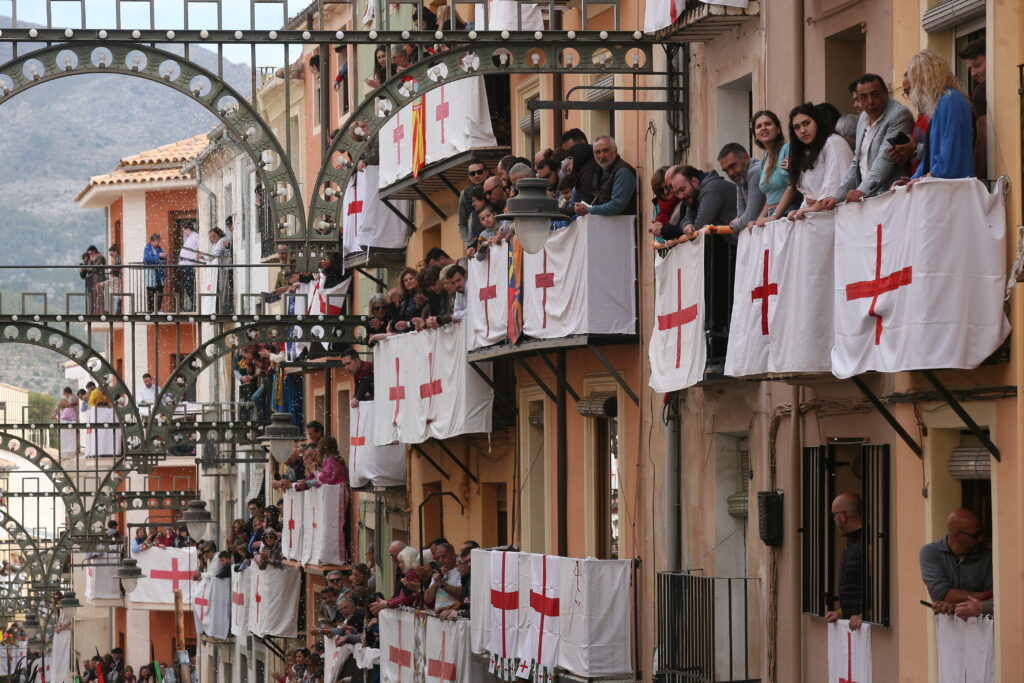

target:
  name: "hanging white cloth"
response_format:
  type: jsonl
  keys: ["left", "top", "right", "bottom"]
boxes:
{"left": 827, "top": 621, "right": 872, "bottom": 683}
{"left": 648, "top": 233, "right": 707, "bottom": 392}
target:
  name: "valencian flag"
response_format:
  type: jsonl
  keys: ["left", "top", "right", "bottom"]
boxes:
{"left": 411, "top": 96, "right": 427, "bottom": 178}
{"left": 507, "top": 236, "right": 524, "bottom": 343}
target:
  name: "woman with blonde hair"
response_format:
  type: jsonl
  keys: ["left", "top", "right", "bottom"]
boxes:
{"left": 905, "top": 49, "right": 973, "bottom": 181}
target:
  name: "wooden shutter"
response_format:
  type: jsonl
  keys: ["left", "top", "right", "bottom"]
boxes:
{"left": 801, "top": 446, "right": 828, "bottom": 616}
{"left": 861, "top": 444, "right": 891, "bottom": 626}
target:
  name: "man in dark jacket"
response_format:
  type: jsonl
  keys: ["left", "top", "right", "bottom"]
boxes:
{"left": 340, "top": 348, "right": 374, "bottom": 407}
{"left": 574, "top": 136, "right": 637, "bottom": 217}
{"left": 659, "top": 166, "right": 738, "bottom": 240}
{"left": 825, "top": 493, "right": 864, "bottom": 629}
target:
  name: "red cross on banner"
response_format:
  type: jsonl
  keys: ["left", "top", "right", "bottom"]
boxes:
{"left": 530, "top": 555, "right": 559, "bottom": 667}
{"left": 389, "top": 619, "right": 412, "bottom": 682}
{"left": 657, "top": 268, "right": 698, "bottom": 369}
{"left": 194, "top": 582, "right": 210, "bottom": 621}
{"left": 839, "top": 631, "right": 859, "bottom": 683}
{"left": 287, "top": 499, "right": 297, "bottom": 550}
{"left": 428, "top": 630, "right": 457, "bottom": 681}
{"left": 393, "top": 123, "right": 406, "bottom": 165}
{"left": 419, "top": 352, "right": 443, "bottom": 422}
{"left": 150, "top": 557, "right": 193, "bottom": 591}
{"left": 490, "top": 553, "right": 517, "bottom": 658}
{"left": 254, "top": 575, "right": 263, "bottom": 621}
{"left": 845, "top": 223, "right": 912, "bottom": 345}
{"left": 390, "top": 357, "right": 406, "bottom": 425}
{"left": 479, "top": 251, "right": 498, "bottom": 337}
{"left": 436, "top": 85, "right": 451, "bottom": 144}
{"left": 350, "top": 410, "right": 365, "bottom": 455}
{"left": 535, "top": 250, "right": 555, "bottom": 329}
{"left": 751, "top": 249, "right": 778, "bottom": 336}
{"left": 231, "top": 590, "right": 244, "bottom": 607}
{"left": 347, "top": 179, "right": 363, "bottom": 237}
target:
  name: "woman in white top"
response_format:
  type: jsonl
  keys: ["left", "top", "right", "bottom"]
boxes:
{"left": 786, "top": 102, "right": 854, "bottom": 221}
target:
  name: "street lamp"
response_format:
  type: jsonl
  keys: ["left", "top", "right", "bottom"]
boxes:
{"left": 497, "top": 177, "right": 566, "bottom": 254}
{"left": 260, "top": 412, "right": 302, "bottom": 461}
{"left": 58, "top": 591, "right": 81, "bottom": 618}
{"left": 180, "top": 499, "right": 213, "bottom": 540}
{"left": 113, "top": 557, "right": 144, "bottom": 593}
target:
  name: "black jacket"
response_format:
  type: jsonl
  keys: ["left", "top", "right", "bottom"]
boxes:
{"left": 838, "top": 527, "right": 864, "bottom": 617}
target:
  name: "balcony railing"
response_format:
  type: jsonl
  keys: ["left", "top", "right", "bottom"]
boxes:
{"left": 652, "top": 0, "right": 761, "bottom": 43}
{"left": 657, "top": 572, "right": 759, "bottom": 683}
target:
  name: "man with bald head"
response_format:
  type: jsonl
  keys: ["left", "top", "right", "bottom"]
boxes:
{"left": 825, "top": 493, "right": 865, "bottom": 629}
{"left": 919, "top": 508, "right": 993, "bottom": 617}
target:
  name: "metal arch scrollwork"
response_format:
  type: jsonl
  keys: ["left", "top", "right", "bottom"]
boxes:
{"left": 145, "top": 316, "right": 368, "bottom": 445}
{"left": 0, "top": 322, "right": 146, "bottom": 456}
{"left": 0, "top": 432, "right": 86, "bottom": 517}
{"left": 0, "top": 508, "right": 59, "bottom": 588}
{"left": 0, "top": 41, "right": 306, "bottom": 239}
{"left": 306, "top": 39, "right": 654, "bottom": 242}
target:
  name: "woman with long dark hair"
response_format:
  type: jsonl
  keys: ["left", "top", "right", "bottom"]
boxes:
{"left": 750, "top": 110, "right": 797, "bottom": 226}
{"left": 364, "top": 44, "right": 390, "bottom": 89}
{"left": 786, "top": 102, "right": 854, "bottom": 221}
{"left": 389, "top": 267, "right": 425, "bottom": 332}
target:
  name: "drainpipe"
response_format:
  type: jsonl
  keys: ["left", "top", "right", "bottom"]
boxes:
{"left": 556, "top": 351, "right": 568, "bottom": 556}
{"left": 665, "top": 392, "right": 681, "bottom": 570}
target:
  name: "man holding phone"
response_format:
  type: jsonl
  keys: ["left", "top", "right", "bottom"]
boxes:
{"left": 424, "top": 542, "right": 463, "bottom": 611}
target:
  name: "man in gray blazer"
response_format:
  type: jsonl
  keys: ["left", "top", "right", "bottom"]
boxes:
{"left": 718, "top": 143, "right": 765, "bottom": 231}
{"left": 823, "top": 74, "right": 914, "bottom": 209}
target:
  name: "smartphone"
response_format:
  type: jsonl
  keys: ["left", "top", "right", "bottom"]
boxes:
{"left": 887, "top": 131, "right": 911, "bottom": 147}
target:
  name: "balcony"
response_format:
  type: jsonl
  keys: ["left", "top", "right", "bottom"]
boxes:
{"left": 465, "top": 214, "right": 639, "bottom": 362}
{"left": 650, "top": 0, "right": 760, "bottom": 43}
{"left": 656, "top": 571, "right": 759, "bottom": 682}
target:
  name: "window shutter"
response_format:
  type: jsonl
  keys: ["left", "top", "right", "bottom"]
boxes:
{"left": 518, "top": 110, "right": 541, "bottom": 135}
{"left": 862, "top": 444, "right": 891, "bottom": 626}
{"left": 801, "top": 446, "right": 828, "bottom": 616}
{"left": 586, "top": 74, "right": 615, "bottom": 102}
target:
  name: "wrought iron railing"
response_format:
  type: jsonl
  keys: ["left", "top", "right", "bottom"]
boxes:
{"left": 656, "top": 572, "right": 759, "bottom": 683}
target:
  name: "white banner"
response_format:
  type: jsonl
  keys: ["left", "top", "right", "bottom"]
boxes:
{"left": 469, "top": 548, "right": 491, "bottom": 656}
{"left": 46, "top": 629, "right": 72, "bottom": 683}
{"left": 0, "top": 643, "right": 26, "bottom": 677}
{"left": 832, "top": 178, "right": 1009, "bottom": 378}
{"left": 517, "top": 554, "right": 561, "bottom": 679}
{"left": 488, "top": 551, "right": 521, "bottom": 671}
{"left": 84, "top": 553, "right": 121, "bottom": 600}
{"left": 230, "top": 567, "right": 251, "bottom": 637}
{"left": 349, "top": 400, "right": 406, "bottom": 488}
{"left": 557, "top": 557, "right": 632, "bottom": 677}
{"left": 379, "top": 103, "right": 414, "bottom": 188}
{"left": 250, "top": 565, "right": 301, "bottom": 637}
{"left": 522, "top": 215, "right": 636, "bottom": 340}
{"left": 827, "top": 621, "right": 872, "bottom": 683}
{"left": 935, "top": 615, "right": 995, "bottom": 683}
{"left": 83, "top": 405, "right": 122, "bottom": 457}
{"left": 649, "top": 233, "right": 706, "bottom": 392}
{"left": 306, "top": 483, "right": 348, "bottom": 566}
{"left": 282, "top": 488, "right": 305, "bottom": 561}
{"left": 467, "top": 241, "right": 509, "bottom": 350}
{"left": 424, "top": 77, "right": 498, "bottom": 167}
{"left": 425, "top": 617, "right": 471, "bottom": 683}
{"left": 380, "top": 609, "right": 416, "bottom": 683}
{"left": 372, "top": 325, "right": 494, "bottom": 445}
{"left": 474, "top": 0, "right": 543, "bottom": 30}
{"left": 193, "top": 574, "right": 231, "bottom": 640}
{"left": 725, "top": 214, "right": 835, "bottom": 376}
{"left": 343, "top": 166, "right": 411, "bottom": 255}
{"left": 324, "top": 639, "right": 354, "bottom": 683}
{"left": 129, "top": 547, "right": 198, "bottom": 605}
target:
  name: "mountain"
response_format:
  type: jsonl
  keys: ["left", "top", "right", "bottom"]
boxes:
{"left": 0, "top": 18, "right": 256, "bottom": 395}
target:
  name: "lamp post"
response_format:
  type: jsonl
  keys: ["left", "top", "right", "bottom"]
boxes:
{"left": 260, "top": 412, "right": 303, "bottom": 461}
{"left": 58, "top": 591, "right": 81, "bottom": 618}
{"left": 181, "top": 499, "right": 214, "bottom": 541}
{"left": 113, "top": 557, "right": 144, "bottom": 593}
{"left": 497, "top": 177, "right": 566, "bottom": 254}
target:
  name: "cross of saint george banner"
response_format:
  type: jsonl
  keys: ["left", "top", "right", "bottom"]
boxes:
{"left": 845, "top": 222, "right": 912, "bottom": 345}
{"left": 389, "top": 618, "right": 412, "bottom": 682}
{"left": 231, "top": 589, "right": 245, "bottom": 624}
{"left": 751, "top": 249, "right": 778, "bottom": 336}
{"left": 287, "top": 499, "right": 296, "bottom": 551}
{"left": 427, "top": 630, "right": 457, "bottom": 681}
{"left": 393, "top": 123, "right": 406, "bottom": 165}
{"left": 390, "top": 357, "right": 406, "bottom": 425}
{"left": 350, "top": 410, "right": 365, "bottom": 457}
{"left": 657, "top": 267, "right": 698, "bottom": 368}
{"left": 479, "top": 251, "right": 498, "bottom": 337}
{"left": 490, "top": 554, "right": 518, "bottom": 657}
{"left": 254, "top": 575, "right": 263, "bottom": 622}
{"left": 419, "top": 352, "right": 443, "bottom": 421}
{"left": 839, "top": 631, "right": 860, "bottom": 683}
{"left": 150, "top": 557, "right": 193, "bottom": 591}
{"left": 530, "top": 555, "right": 560, "bottom": 668}
{"left": 347, "top": 180, "right": 363, "bottom": 237}
{"left": 194, "top": 581, "right": 210, "bottom": 621}
{"left": 436, "top": 85, "right": 451, "bottom": 144}
{"left": 534, "top": 250, "right": 555, "bottom": 329}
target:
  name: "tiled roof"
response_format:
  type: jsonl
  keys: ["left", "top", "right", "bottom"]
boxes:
{"left": 119, "top": 133, "right": 210, "bottom": 167}
{"left": 77, "top": 133, "right": 207, "bottom": 201}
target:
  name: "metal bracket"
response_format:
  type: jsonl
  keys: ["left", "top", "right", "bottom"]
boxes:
{"left": 412, "top": 185, "right": 448, "bottom": 221}
{"left": 587, "top": 345, "right": 640, "bottom": 406}
{"left": 381, "top": 198, "right": 418, "bottom": 232}
{"left": 515, "top": 356, "right": 558, "bottom": 403}
{"left": 417, "top": 491, "right": 464, "bottom": 548}
{"left": 850, "top": 376, "right": 923, "bottom": 458}
{"left": 534, "top": 352, "right": 580, "bottom": 402}
{"left": 411, "top": 443, "right": 450, "bottom": 480}
{"left": 919, "top": 370, "right": 1001, "bottom": 461}
{"left": 432, "top": 439, "right": 479, "bottom": 484}
{"left": 354, "top": 268, "right": 388, "bottom": 289}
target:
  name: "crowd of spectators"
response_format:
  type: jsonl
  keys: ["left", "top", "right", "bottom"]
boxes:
{"left": 77, "top": 648, "right": 176, "bottom": 682}
{"left": 647, "top": 48, "right": 981, "bottom": 244}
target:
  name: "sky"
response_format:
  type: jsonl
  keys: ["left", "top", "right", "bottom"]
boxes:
{"left": 0, "top": 0, "right": 318, "bottom": 65}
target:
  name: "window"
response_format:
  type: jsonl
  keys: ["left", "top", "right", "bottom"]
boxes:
{"left": 667, "top": 44, "right": 690, "bottom": 159}
{"left": 802, "top": 442, "right": 890, "bottom": 626}
{"left": 520, "top": 397, "right": 548, "bottom": 553}
{"left": 594, "top": 413, "right": 619, "bottom": 559}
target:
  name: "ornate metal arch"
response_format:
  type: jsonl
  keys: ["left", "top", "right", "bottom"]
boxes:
{"left": 306, "top": 40, "right": 654, "bottom": 242}
{"left": 0, "top": 322, "right": 145, "bottom": 460}
{"left": 0, "top": 41, "right": 306, "bottom": 238}
{"left": 0, "top": 433, "right": 86, "bottom": 516}
{"left": 0, "top": 508, "right": 58, "bottom": 588}
{"left": 145, "top": 316, "right": 368, "bottom": 445}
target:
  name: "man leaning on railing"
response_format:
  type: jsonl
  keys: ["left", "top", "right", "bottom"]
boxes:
{"left": 920, "top": 508, "right": 993, "bottom": 619}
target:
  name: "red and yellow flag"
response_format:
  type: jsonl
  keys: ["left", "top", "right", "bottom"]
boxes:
{"left": 411, "top": 96, "right": 427, "bottom": 178}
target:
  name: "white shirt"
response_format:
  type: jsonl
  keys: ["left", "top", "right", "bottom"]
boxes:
{"left": 858, "top": 116, "right": 880, "bottom": 182}
{"left": 179, "top": 231, "right": 201, "bottom": 265}
{"left": 798, "top": 135, "right": 855, "bottom": 207}
{"left": 452, "top": 289, "right": 467, "bottom": 322}
{"left": 434, "top": 567, "right": 462, "bottom": 611}
{"left": 136, "top": 382, "right": 157, "bottom": 406}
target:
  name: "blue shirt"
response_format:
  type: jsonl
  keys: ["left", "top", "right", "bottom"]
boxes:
{"left": 913, "top": 87, "right": 974, "bottom": 179}
{"left": 758, "top": 142, "right": 791, "bottom": 206}
{"left": 589, "top": 167, "right": 638, "bottom": 216}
